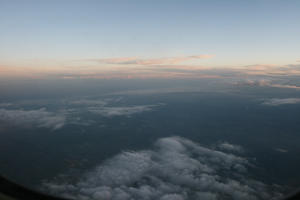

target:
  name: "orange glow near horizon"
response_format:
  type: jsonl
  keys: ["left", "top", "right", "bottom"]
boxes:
{"left": 1, "top": 56, "right": 300, "bottom": 80}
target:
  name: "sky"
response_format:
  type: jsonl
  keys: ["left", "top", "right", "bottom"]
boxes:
{"left": 0, "top": 0, "right": 300, "bottom": 79}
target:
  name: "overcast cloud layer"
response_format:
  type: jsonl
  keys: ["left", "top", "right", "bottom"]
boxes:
{"left": 43, "top": 137, "right": 282, "bottom": 200}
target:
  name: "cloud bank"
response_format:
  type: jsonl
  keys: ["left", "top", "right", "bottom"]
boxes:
{"left": 43, "top": 137, "right": 281, "bottom": 200}
{"left": 0, "top": 108, "right": 65, "bottom": 130}
{"left": 262, "top": 98, "right": 300, "bottom": 106}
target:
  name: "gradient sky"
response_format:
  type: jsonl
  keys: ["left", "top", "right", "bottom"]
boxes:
{"left": 0, "top": 0, "right": 300, "bottom": 78}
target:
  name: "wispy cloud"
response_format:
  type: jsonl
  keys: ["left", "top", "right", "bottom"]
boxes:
{"left": 0, "top": 103, "right": 13, "bottom": 107}
{"left": 66, "top": 98, "right": 162, "bottom": 117}
{"left": 92, "top": 57, "right": 138, "bottom": 64}
{"left": 41, "top": 63, "right": 300, "bottom": 81}
{"left": 0, "top": 98, "right": 164, "bottom": 129}
{"left": 270, "top": 84, "right": 300, "bottom": 90}
{"left": 274, "top": 148, "right": 288, "bottom": 153}
{"left": 69, "top": 99, "right": 107, "bottom": 106}
{"left": 217, "top": 142, "right": 243, "bottom": 153}
{"left": 91, "top": 55, "right": 215, "bottom": 65}
{"left": 87, "top": 104, "right": 162, "bottom": 117}
{"left": 0, "top": 108, "right": 65, "bottom": 130}
{"left": 240, "top": 64, "right": 300, "bottom": 76}
{"left": 237, "top": 79, "right": 300, "bottom": 90}
{"left": 108, "top": 88, "right": 207, "bottom": 96}
{"left": 43, "top": 137, "right": 282, "bottom": 200}
{"left": 262, "top": 98, "right": 300, "bottom": 106}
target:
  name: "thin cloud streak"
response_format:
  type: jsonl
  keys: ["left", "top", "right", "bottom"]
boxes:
{"left": 237, "top": 79, "right": 300, "bottom": 90}
{"left": 262, "top": 98, "right": 300, "bottom": 106}
{"left": 87, "top": 105, "right": 160, "bottom": 117}
{"left": 90, "top": 55, "right": 215, "bottom": 65}
{"left": 240, "top": 64, "right": 300, "bottom": 76}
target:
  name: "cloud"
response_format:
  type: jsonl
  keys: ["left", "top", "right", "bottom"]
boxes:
{"left": 262, "top": 98, "right": 300, "bottom": 106}
{"left": 217, "top": 142, "right": 243, "bottom": 153}
{"left": 0, "top": 103, "right": 13, "bottom": 107}
{"left": 43, "top": 63, "right": 300, "bottom": 80}
{"left": 274, "top": 148, "right": 288, "bottom": 153}
{"left": 3, "top": 59, "right": 300, "bottom": 80}
{"left": 0, "top": 99, "right": 162, "bottom": 130}
{"left": 242, "top": 64, "right": 300, "bottom": 76}
{"left": 0, "top": 108, "right": 65, "bottom": 130}
{"left": 270, "top": 84, "right": 300, "bottom": 90}
{"left": 70, "top": 99, "right": 108, "bottom": 106}
{"left": 92, "top": 55, "right": 215, "bottom": 65}
{"left": 107, "top": 88, "right": 205, "bottom": 96}
{"left": 93, "top": 57, "right": 138, "bottom": 64}
{"left": 43, "top": 137, "right": 282, "bottom": 200}
{"left": 238, "top": 79, "right": 271, "bottom": 87}
{"left": 65, "top": 98, "right": 162, "bottom": 117}
{"left": 87, "top": 104, "right": 161, "bottom": 117}
{"left": 237, "top": 79, "right": 300, "bottom": 90}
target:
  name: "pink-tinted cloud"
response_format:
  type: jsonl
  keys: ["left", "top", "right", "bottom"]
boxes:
{"left": 92, "top": 55, "right": 215, "bottom": 65}
{"left": 93, "top": 57, "right": 138, "bottom": 64}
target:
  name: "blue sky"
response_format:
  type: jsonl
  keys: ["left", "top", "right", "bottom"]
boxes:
{"left": 0, "top": 0, "right": 299, "bottom": 78}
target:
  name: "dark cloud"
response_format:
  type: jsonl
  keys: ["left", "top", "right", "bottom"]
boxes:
{"left": 43, "top": 137, "right": 282, "bottom": 200}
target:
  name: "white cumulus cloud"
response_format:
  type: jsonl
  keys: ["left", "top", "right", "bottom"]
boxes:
{"left": 43, "top": 137, "right": 282, "bottom": 200}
